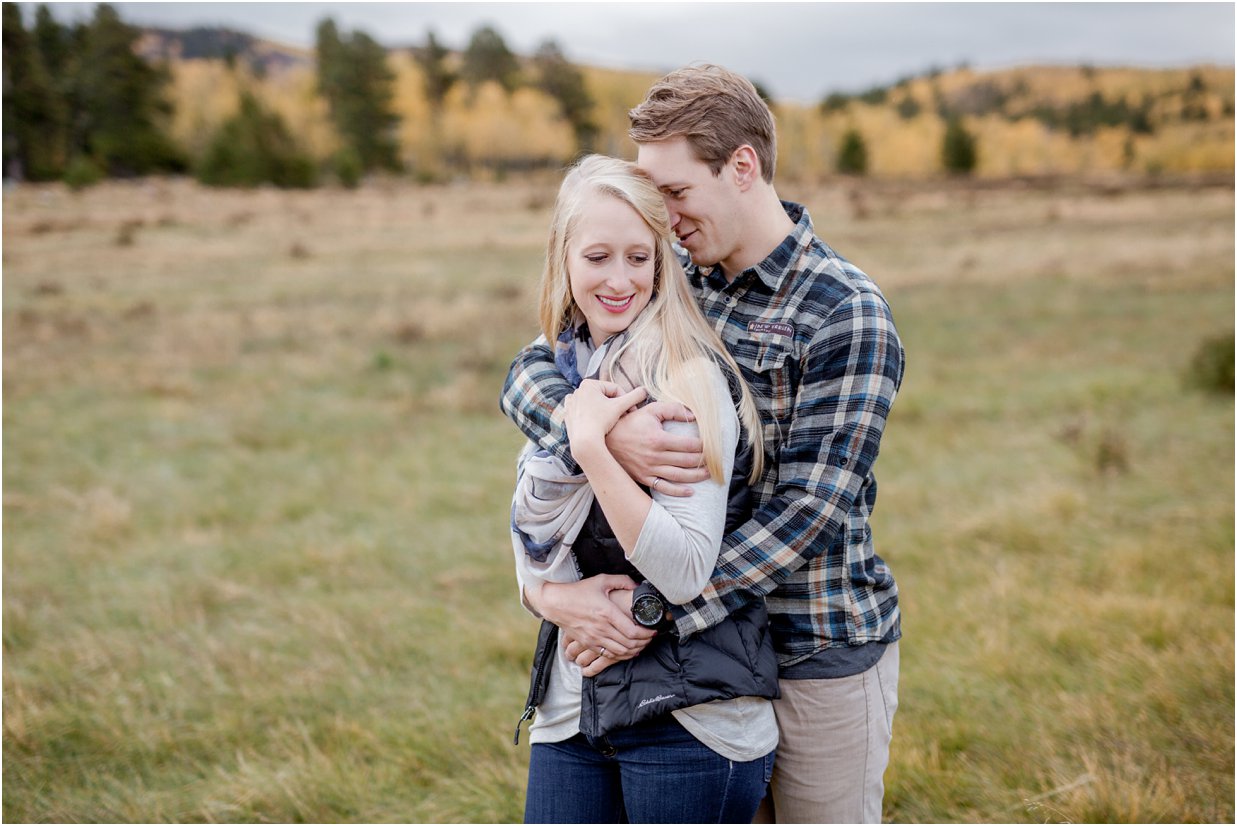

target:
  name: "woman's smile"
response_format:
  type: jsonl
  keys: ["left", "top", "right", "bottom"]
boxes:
{"left": 596, "top": 294, "right": 635, "bottom": 312}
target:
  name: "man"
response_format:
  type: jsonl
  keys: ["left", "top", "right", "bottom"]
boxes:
{"left": 501, "top": 64, "right": 904, "bottom": 824}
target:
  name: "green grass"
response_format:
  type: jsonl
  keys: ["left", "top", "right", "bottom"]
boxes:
{"left": 4, "top": 177, "right": 1233, "bottom": 822}
{"left": 879, "top": 270, "right": 1233, "bottom": 822}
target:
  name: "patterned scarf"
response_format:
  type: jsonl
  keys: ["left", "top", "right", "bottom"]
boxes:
{"left": 510, "top": 318, "right": 638, "bottom": 594}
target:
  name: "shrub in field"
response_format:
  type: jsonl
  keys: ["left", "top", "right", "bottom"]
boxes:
{"left": 196, "top": 91, "right": 318, "bottom": 188}
{"left": 820, "top": 92, "right": 850, "bottom": 114}
{"left": 941, "top": 116, "right": 978, "bottom": 175}
{"left": 331, "top": 146, "right": 364, "bottom": 189}
{"left": 895, "top": 94, "right": 922, "bottom": 120}
{"left": 1094, "top": 428, "right": 1131, "bottom": 475}
{"left": 1185, "top": 331, "right": 1235, "bottom": 394}
{"left": 115, "top": 219, "right": 143, "bottom": 247}
{"left": 836, "top": 128, "right": 869, "bottom": 175}
{"left": 63, "top": 155, "right": 104, "bottom": 191}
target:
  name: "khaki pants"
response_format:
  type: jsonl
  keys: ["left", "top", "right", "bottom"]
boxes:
{"left": 755, "top": 642, "right": 900, "bottom": 824}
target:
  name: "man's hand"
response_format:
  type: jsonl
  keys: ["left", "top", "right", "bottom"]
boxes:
{"left": 606, "top": 401, "right": 708, "bottom": 496}
{"left": 562, "top": 589, "right": 647, "bottom": 676}
{"left": 535, "top": 575, "right": 655, "bottom": 657}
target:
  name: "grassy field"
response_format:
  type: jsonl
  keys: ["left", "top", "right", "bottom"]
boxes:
{"left": 3, "top": 174, "right": 1233, "bottom": 823}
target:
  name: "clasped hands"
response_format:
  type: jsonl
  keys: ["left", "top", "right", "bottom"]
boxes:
{"left": 565, "top": 379, "right": 710, "bottom": 497}
{"left": 541, "top": 380, "right": 709, "bottom": 673}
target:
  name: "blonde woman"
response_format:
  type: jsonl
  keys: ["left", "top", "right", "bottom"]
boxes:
{"left": 509, "top": 155, "right": 778, "bottom": 823}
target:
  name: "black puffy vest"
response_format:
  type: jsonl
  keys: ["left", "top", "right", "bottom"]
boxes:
{"left": 516, "top": 378, "right": 780, "bottom": 743}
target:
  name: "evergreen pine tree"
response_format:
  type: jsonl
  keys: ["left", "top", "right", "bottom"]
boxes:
{"left": 315, "top": 19, "right": 401, "bottom": 172}
{"left": 73, "top": 4, "right": 183, "bottom": 175}
{"left": 411, "top": 29, "right": 455, "bottom": 180}
{"left": 314, "top": 19, "right": 345, "bottom": 112}
{"left": 836, "top": 128, "right": 868, "bottom": 175}
{"left": 941, "top": 117, "right": 978, "bottom": 175}
{"left": 32, "top": 5, "right": 69, "bottom": 79}
{"left": 462, "top": 25, "right": 519, "bottom": 93}
{"left": 346, "top": 31, "right": 400, "bottom": 171}
{"left": 533, "top": 40, "right": 596, "bottom": 154}
{"left": 415, "top": 30, "right": 456, "bottom": 111}
{"left": 2, "top": 4, "right": 67, "bottom": 180}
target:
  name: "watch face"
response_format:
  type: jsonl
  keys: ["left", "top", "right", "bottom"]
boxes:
{"left": 632, "top": 594, "right": 664, "bottom": 626}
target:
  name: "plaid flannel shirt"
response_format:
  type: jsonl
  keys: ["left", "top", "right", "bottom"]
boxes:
{"left": 500, "top": 202, "right": 903, "bottom": 665}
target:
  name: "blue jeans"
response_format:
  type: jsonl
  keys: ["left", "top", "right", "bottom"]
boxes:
{"left": 524, "top": 714, "right": 775, "bottom": 824}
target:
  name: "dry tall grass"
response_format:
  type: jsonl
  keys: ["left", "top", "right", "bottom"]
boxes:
{"left": 3, "top": 174, "right": 1233, "bottom": 822}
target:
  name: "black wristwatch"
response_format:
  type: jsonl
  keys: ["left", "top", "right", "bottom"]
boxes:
{"left": 631, "top": 582, "right": 672, "bottom": 631}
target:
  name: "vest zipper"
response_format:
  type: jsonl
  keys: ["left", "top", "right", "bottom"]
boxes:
{"left": 584, "top": 675, "right": 599, "bottom": 736}
{"left": 512, "top": 705, "right": 535, "bottom": 745}
{"left": 514, "top": 621, "right": 560, "bottom": 745}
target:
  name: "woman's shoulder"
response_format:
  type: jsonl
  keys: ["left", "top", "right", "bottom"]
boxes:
{"left": 693, "top": 356, "right": 741, "bottom": 418}
{"left": 680, "top": 354, "right": 730, "bottom": 392}
{"left": 665, "top": 356, "right": 737, "bottom": 442}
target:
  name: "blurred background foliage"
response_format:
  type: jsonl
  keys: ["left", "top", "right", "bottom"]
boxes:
{"left": 3, "top": 3, "right": 1234, "bottom": 189}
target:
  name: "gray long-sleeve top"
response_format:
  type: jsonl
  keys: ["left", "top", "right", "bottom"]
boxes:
{"left": 513, "top": 362, "right": 778, "bottom": 761}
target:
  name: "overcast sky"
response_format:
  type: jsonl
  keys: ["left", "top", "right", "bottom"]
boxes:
{"left": 27, "top": 2, "right": 1237, "bottom": 102}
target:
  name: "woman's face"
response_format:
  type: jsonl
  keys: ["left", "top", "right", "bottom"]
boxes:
{"left": 567, "top": 192, "right": 656, "bottom": 347}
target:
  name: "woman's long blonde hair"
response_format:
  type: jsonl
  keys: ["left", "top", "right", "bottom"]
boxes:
{"left": 539, "top": 154, "right": 764, "bottom": 484}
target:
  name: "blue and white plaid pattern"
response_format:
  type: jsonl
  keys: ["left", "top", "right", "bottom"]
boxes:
{"left": 500, "top": 202, "right": 904, "bottom": 665}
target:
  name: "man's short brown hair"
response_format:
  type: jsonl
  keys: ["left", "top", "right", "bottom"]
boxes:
{"left": 628, "top": 63, "right": 777, "bottom": 183}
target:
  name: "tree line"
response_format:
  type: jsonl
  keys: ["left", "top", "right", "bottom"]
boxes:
{"left": 4, "top": 4, "right": 1229, "bottom": 187}
{"left": 2, "top": 5, "right": 598, "bottom": 188}
{"left": 3, "top": 4, "right": 186, "bottom": 186}
{"left": 2, "top": 3, "right": 977, "bottom": 187}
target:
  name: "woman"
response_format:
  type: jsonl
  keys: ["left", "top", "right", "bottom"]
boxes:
{"left": 509, "top": 155, "right": 778, "bottom": 824}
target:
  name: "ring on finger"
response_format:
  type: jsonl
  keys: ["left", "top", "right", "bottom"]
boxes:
{"left": 651, "top": 477, "right": 660, "bottom": 492}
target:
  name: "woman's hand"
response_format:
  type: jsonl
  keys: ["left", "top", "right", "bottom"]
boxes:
{"left": 539, "top": 575, "right": 654, "bottom": 659}
{"left": 564, "top": 381, "right": 648, "bottom": 453}
{"left": 562, "top": 588, "right": 643, "bottom": 676}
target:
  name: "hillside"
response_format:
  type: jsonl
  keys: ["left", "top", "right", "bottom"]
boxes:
{"left": 145, "top": 27, "right": 1237, "bottom": 181}
{"left": 136, "top": 27, "right": 311, "bottom": 73}
{"left": 813, "top": 63, "right": 1234, "bottom": 177}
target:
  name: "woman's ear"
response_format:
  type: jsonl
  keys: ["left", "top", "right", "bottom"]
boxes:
{"left": 729, "top": 145, "right": 761, "bottom": 190}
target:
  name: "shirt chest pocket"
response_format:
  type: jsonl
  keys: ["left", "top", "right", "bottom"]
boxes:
{"left": 752, "top": 341, "right": 795, "bottom": 431}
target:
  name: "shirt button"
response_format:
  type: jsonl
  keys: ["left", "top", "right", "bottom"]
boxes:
{"left": 727, "top": 296, "right": 737, "bottom": 307}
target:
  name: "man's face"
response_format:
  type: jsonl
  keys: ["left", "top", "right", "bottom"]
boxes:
{"left": 636, "top": 137, "right": 742, "bottom": 274}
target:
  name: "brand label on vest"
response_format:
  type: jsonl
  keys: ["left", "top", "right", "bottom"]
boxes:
{"left": 748, "top": 320, "right": 794, "bottom": 337}
{"left": 637, "top": 693, "right": 677, "bottom": 710}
